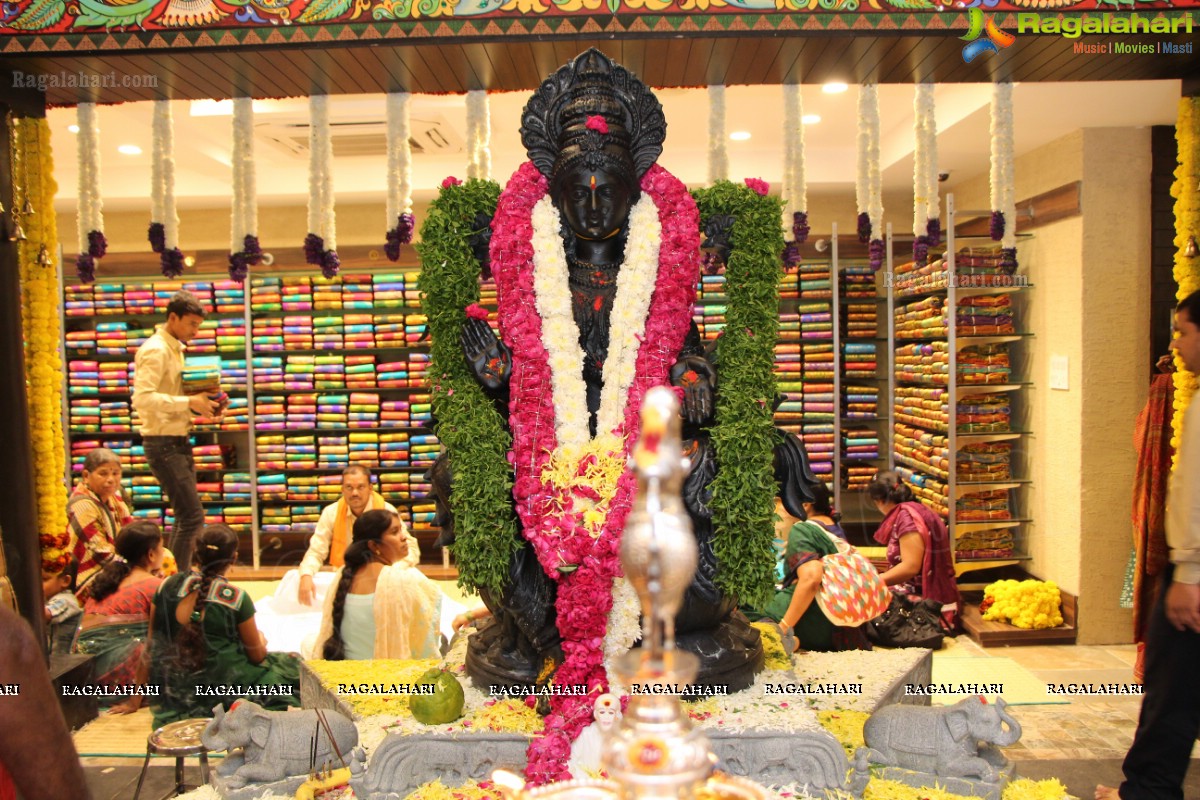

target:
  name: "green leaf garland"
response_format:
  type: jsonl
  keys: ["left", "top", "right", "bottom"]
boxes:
{"left": 692, "top": 182, "right": 784, "bottom": 610}
{"left": 418, "top": 179, "right": 520, "bottom": 597}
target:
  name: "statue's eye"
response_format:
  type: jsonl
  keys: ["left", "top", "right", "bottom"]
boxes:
{"left": 571, "top": 188, "right": 589, "bottom": 201}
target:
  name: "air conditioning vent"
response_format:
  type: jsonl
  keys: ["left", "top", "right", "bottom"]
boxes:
{"left": 257, "top": 114, "right": 463, "bottom": 158}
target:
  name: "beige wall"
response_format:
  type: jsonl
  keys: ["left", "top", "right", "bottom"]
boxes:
{"left": 947, "top": 128, "right": 1151, "bottom": 644}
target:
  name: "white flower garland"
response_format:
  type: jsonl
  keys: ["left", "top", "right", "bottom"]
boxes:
{"left": 603, "top": 576, "right": 642, "bottom": 693}
{"left": 862, "top": 84, "right": 883, "bottom": 236}
{"left": 308, "top": 94, "right": 336, "bottom": 251}
{"left": 151, "top": 101, "right": 179, "bottom": 252}
{"left": 231, "top": 97, "right": 257, "bottom": 252}
{"left": 76, "top": 102, "right": 103, "bottom": 253}
{"left": 386, "top": 92, "right": 413, "bottom": 224}
{"left": 855, "top": 87, "right": 871, "bottom": 222}
{"left": 708, "top": 84, "right": 728, "bottom": 183}
{"left": 913, "top": 83, "right": 938, "bottom": 239}
{"left": 530, "top": 193, "right": 661, "bottom": 449}
{"left": 990, "top": 82, "right": 1016, "bottom": 249}
{"left": 781, "top": 83, "right": 806, "bottom": 225}
{"left": 466, "top": 90, "right": 491, "bottom": 181}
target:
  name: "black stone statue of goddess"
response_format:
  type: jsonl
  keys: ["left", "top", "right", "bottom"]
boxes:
{"left": 439, "top": 48, "right": 763, "bottom": 783}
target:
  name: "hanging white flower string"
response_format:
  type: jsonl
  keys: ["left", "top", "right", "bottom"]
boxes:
{"left": 708, "top": 84, "right": 728, "bottom": 183}
{"left": 781, "top": 83, "right": 808, "bottom": 270}
{"left": 465, "top": 90, "right": 490, "bottom": 181}
{"left": 305, "top": 94, "right": 339, "bottom": 278}
{"left": 990, "top": 82, "right": 1018, "bottom": 271}
{"left": 863, "top": 84, "right": 884, "bottom": 271}
{"left": 149, "top": 100, "right": 184, "bottom": 278}
{"left": 855, "top": 86, "right": 872, "bottom": 245}
{"left": 229, "top": 97, "right": 262, "bottom": 282}
{"left": 385, "top": 92, "right": 415, "bottom": 262}
{"left": 912, "top": 83, "right": 939, "bottom": 265}
{"left": 75, "top": 102, "right": 106, "bottom": 283}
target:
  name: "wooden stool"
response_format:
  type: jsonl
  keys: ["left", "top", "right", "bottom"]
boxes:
{"left": 132, "top": 718, "right": 212, "bottom": 800}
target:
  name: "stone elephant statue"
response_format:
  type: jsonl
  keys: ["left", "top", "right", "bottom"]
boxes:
{"left": 861, "top": 696, "right": 1022, "bottom": 782}
{"left": 200, "top": 701, "right": 365, "bottom": 788}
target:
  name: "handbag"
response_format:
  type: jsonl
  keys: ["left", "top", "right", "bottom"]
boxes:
{"left": 865, "top": 593, "right": 946, "bottom": 649}
{"left": 815, "top": 548, "right": 892, "bottom": 627}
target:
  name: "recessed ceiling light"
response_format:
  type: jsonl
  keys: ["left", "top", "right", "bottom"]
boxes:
{"left": 822, "top": 82, "right": 849, "bottom": 94}
{"left": 117, "top": 144, "right": 142, "bottom": 155}
{"left": 729, "top": 131, "right": 752, "bottom": 141}
{"left": 67, "top": 124, "right": 79, "bottom": 134}
{"left": 802, "top": 114, "right": 822, "bottom": 125}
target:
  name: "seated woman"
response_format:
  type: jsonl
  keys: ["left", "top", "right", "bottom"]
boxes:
{"left": 75, "top": 522, "right": 164, "bottom": 714}
{"left": 315, "top": 509, "right": 442, "bottom": 660}
{"left": 868, "top": 470, "right": 961, "bottom": 629}
{"left": 760, "top": 485, "right": 855, "bottom": 653}
{"left": 67, "top": 447, "right": 133, "bottom": 601}
{"left": 148, "top": 524, "right": 300, "bottom": 726}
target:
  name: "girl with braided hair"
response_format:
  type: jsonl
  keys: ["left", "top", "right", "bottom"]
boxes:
{"left": 314, "top": 509, "right": 442, "bottom": 660}
{"left": 147, "top": 524, "right": 300, "bottom": 726}
{"left": 75, "top": 521, "right": 164, "bottom": 712}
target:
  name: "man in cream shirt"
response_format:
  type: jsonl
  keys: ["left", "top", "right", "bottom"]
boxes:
{"left": 132, "top": 291, "right": 219, "bottom": 571}
{"left": 1100, "top": 289, "right": 1200, "bottom": 800}
{"left": 297, "top": 465, "right": 420, "bottom": 606}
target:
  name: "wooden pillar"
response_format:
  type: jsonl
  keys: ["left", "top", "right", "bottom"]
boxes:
{"left": 0, "top": 81, "right": 48, "bottom": 647}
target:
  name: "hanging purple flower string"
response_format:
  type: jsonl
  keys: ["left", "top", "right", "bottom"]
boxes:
{"left": 792, "top": 211, "right": 809, "bottom": 245}
{"left": 384, "top": 212, "right": 414, "bottom": 262}
{"left": 1000, "top": 247, "right": 1019, "bottom": 274}
{"left": 75, "top": 253, "right": 96, "bottom": 284}
{"left": 913, "top": 235, "right": 929, "bottom": 267}
{"left": 148, "top": 222, "right": 165, "bottom": 254}
{"left": 228, "top": 252, "right": 248, "bottom": 283}
{"left": 304, "top": 233, "right": 324, "bottom": 266}
{"left": 161, "top": 247, "right": 185, "bottom": 279}
{"left": 990, "top": 210, "right": 1005, "bottom": 242}
{"left": 926, "top": 217, "right": 941, "bottom": 248}
{"left": 782, "top": 241, "right": 801, "bottom": 269}
{"left": 321, "top": 249, "right": 341, "bottom": 280}
{"left": 87, "top": 230, "right": 108, "bottom": 259}
{"left": 857, "top": 212, "right": 871, "bottom": 244}
{"left": 868, "top": 238, "right": 885, "bottom": 272}
{"left": 242, "top": 234, "right": 263, "bottom": 266}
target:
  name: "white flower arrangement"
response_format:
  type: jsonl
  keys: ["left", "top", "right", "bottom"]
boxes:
{"left": 75, "top": 102, "right": 105, "bottom": 279}
{"left": 466, "top": 90, "right": 491, "bottom": 181}
{"left": 386, "top": 91, "right": 413, "bottom": 228}
{"left": 307, "top": 94, "right": 339, "bottom": 275}
{"left": 781, "top": 83, "right": 806, "bottom": 226}
{"left": 708, "top": 84, "right": 728, "bottom": 183}
{"left": 855, "top": 86, "right": 871, "bottom": 231}
{"left": 231, "top": 97, "right": 258, "bottom": 253}
{"left": 990, "top": 82, "right": 1016, "bottom": 248}
{"left": 863, "top": 84, "right": 883, "bottom": 238}
{"left": 151, "top": 100, "right": 184, "bottom": 277}
{"left": 603, "top": 576, "right": 642, "bottom": 692}
{"left": 913, "top": 83, "right": 938, "bottom": 241}
{"left": 530, "top": 193, "right": 660, "bottom": 450}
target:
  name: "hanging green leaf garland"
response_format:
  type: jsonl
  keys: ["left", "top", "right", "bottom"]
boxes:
{"left": 418, "top": 178, "right": 519, "bottom": 597}
{"left": 692, "top": 181, "right": 784, "bottom": 610}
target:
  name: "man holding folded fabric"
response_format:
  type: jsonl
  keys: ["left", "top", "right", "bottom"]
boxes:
{"left": 132, "top": 291, "right": 220, "bottom": 572}
{"left": 297, "top": 464, "right": 420, "bottom": 606}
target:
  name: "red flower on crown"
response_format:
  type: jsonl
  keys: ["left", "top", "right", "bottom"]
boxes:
{"left": 585, "top": 115, "right": 609, "bottom": 135}
{"left": 465, "top": 303, "right": 490, "bottom": 321}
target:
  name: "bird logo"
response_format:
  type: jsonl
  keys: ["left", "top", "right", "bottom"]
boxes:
{"left": 961, "top": 8, "right": 1017, "bottom": 63}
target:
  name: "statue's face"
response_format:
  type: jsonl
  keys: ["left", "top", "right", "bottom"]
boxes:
{"left": 556, "top": 166, "right": 635, "bottom": 243}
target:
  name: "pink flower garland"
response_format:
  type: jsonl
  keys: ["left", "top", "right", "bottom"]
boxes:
{"left": 491, "top": 161, "right": 700, "bottom": 784}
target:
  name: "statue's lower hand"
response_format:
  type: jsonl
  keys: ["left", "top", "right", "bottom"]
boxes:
{"left": 670, "top": 355, "right": 715, "bottom": 426}
{"left": 462, "top": 317, "right": 512, "bottom": 392}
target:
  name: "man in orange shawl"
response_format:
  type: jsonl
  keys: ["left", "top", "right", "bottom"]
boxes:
{"left": 297, "top": 465, "right": 420, "bottom": 606}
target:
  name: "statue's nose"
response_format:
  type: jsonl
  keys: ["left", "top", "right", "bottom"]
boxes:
{"left": 590, "top": 189, "right": 598, "bottom": 211}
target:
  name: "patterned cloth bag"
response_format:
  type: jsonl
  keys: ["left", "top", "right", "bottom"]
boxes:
{"left": 816, "top": 548, "right": 891, "bottom": 627}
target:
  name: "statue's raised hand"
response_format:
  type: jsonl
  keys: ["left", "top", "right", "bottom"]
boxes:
{"left": 462, "top": 317, "right": 512, "bottom": 392}
{"left": 670, "top": 355, "right": 716, "bottom": 426}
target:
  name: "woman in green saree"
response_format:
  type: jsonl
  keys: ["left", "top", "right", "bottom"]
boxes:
{"left": 147, "top": 524, "right": 300, "bottom": 726}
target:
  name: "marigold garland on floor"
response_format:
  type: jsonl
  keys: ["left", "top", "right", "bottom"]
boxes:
{"left": 11, "top": 117, "right": 68, "bottom": 572}
{"left": 693, "top": 181, "right": 784, "bottom": 611}
{"left": 1172, "top": 96, "right": 1200, "bottom": 465}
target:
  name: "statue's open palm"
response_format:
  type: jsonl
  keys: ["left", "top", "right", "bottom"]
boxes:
{"left": 461, "top": 317, "right": 512, "bottom": 391}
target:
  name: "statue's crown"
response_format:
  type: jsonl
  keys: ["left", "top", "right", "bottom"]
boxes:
{"left": 520, "top": 49, "right": 665, "bottom": 186}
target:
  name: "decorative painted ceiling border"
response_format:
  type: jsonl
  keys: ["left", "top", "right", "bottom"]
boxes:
{"left": 0, "top": 0, "right": 1186, "bottom": 45}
